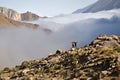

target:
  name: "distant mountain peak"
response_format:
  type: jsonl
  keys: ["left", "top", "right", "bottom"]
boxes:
{"left": 21, "top": 11, "right": 40, "bottom": 21}
{"left": 73, "top": 0, "right": 120, "bottom": 13}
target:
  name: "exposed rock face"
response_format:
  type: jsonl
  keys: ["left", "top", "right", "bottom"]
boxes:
{"left": 0, "top": 7, "right": 21, "bottom": 21}
{"left": 21, "top": 11, "right": 40, "bottom": 21}
{"left": 0, "top": 35, "right": 120, "bottom": 80}
{"left": 0, "top": 7, "right": 40, "bottom": 21}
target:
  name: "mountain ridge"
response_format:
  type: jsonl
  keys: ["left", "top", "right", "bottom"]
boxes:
{"left": 73, "top": 0, "right": 120, "bottom": 13}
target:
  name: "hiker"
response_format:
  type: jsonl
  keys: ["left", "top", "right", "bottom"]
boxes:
{"left": 72, "top": 42, "right": 77, "bottom": 48}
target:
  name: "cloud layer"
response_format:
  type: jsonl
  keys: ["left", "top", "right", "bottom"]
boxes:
{"left": 0, "top": 9, "right": 120, "bottom": 68}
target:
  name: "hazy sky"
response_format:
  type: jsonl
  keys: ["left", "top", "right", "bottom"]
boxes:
{"left": 0, "top": 0, "right": 98, "bottom": 16}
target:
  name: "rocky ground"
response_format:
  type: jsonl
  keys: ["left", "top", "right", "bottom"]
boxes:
{"left": 0, "top": 34, "right": 120, "bottom": 80}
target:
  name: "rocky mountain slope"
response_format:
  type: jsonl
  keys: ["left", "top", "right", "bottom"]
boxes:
{"left": 0, "top": 13, "right": 52, "bottom": 33}
{"left": 0, "top": 7, "right": 40, "bottom": 21}
{"left": 73, "top": 0, "right": 120, "bottom": 13}
{"left": 0, "top": 13, "right": 38, "bottom": 28}
{"left": 0, "top": 35, "right": 120, "bottom": 80}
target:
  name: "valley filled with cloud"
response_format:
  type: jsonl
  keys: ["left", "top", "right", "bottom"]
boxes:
{"left": 0, "top": 9, "right": 120, "bottom": 68}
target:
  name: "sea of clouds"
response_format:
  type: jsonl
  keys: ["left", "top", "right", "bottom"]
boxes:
{"left": 0, "top": 9, "right": 120, "bottom": 68}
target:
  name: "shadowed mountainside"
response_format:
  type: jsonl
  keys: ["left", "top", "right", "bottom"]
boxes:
{"left": 73, "top": 0, "right": 120, "bottom": 13}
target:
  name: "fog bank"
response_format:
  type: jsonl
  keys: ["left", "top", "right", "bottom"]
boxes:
{"left": 0, "top": 9, "right": 120, "bottom": 68}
